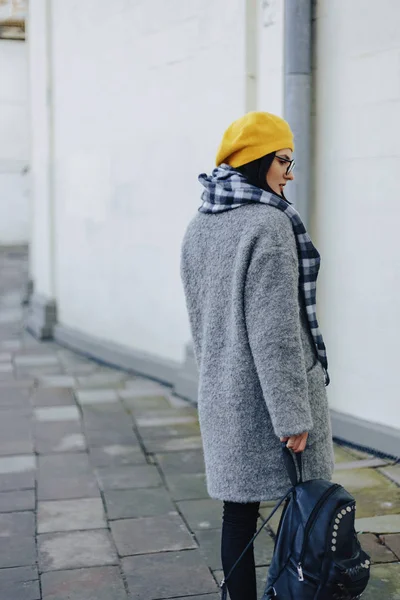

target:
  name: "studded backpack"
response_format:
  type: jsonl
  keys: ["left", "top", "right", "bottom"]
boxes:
{"left": 220, "top": 444, "right": 370, "bottom": 600}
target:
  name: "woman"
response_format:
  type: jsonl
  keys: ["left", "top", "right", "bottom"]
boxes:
{"left": 180, "top": 112, "right": 334, "bottom": 600}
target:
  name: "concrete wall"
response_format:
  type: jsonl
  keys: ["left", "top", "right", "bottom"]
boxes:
{"left": 29, "top": 0, "right": 249, "bottom": 364}
{"left": 258, "top": 0, "right": 284, "bottom": 115}
{"left": 28, "top": 0, "right": 55, "bottom": 299}
{"left": 27, "top": 0, "right": 400, "bottom": 448}
{"left": 314, "top": 0, "right": 400, "bottom": 431}
{"left": 0, "top": 39, "right": 29, "bottom": 244}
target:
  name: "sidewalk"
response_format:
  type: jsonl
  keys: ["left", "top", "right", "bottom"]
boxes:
{"left": 0, "top": 246, "right": 399, "bottom": 599}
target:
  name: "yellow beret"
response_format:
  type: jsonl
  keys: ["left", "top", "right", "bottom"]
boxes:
{"left": 216, "top": 111, "right": 294, "bottom": 168}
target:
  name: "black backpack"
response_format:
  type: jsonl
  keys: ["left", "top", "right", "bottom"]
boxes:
{"left": 220, "top": 444, "right": 370, "bottom": 600}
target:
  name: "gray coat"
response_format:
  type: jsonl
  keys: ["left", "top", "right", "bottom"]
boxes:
{"left": 180, "top": 203, "right": 334, "bottom": 503}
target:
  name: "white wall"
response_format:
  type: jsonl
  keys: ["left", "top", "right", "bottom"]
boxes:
{"left": 0, "top": 40, "right": 29, "bottom": 244}
{"left": 314, "top": 0, "right": 400, "bottom": 430}
{"left": 28, "top": 0, "right": 55, "bottom": 299}
{"left": 257, "top": 0, "right": 284, "bottom": 115}
{"left": 29, "top": 0, "right": 400, "bottom": 436}
{"left": 30, "top": 0, "right": 249, "bottom": 363}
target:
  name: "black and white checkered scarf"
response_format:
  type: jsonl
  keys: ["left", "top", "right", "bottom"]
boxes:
{"left": 198, "top": 163, "right": 330, "bottom": 385}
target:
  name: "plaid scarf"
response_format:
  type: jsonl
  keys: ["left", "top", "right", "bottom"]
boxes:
{"left": 198, "top": 163, "right": 330, "bottom": 385}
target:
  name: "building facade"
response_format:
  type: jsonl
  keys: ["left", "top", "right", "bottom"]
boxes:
{"left": 27, "top": 0, "right": 400, "bottom": 456}
{"left": 0, "top": 0, "right": 29, "bottom": 244}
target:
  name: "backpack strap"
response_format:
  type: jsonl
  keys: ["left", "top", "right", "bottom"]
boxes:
{"left": 219, "top": 487, "right": 293, "bottom": 599}
{"left": 281, "top": 441, "right": 303, "bottom": 486}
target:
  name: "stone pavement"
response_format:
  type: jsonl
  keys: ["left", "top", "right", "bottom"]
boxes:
{"left": 0, "top": 246, "right": 398, "bottom": 599}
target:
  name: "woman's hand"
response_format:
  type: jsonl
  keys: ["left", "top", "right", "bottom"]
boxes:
{"left": 280, "top": 432, "right": 308, "bottom": 453}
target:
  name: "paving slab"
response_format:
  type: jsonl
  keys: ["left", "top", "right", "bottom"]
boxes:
{"left": 334, "top": 458, "right": 391, "bottom": 471}
{"left": 82, "top": 413, "right": 129, "bottom": 430}
{"left": 89, "top": 444, "right": 146, "bottom": 467}
{"left": 0, "top": 565, "right": 38, "bottom": 583}
{"left": 0, "top": 471, "right": 36, "bottom": 492}
{"left": 214, "top": 566, "right": 269, "bottom": 599}
{"left": 334, "top": 444, "right": 366, "bottom": 463}
{"left": 111, "top": 513, "right": 196, "bottom": 556}
{"left": 165, "top": 472, "right": 209, "bottom": 500}
{"left": 0, "top": 579, "right": 40, "bottom": 600}
{"left": 14, "top": 355, "right": 59, "bottom": 367}
{"left": 0, "top": 362, "right": 13, "bottom": 372}
{"left": 38, "top": 498, "right": 106, "bottom": 533}
{"left": 80, "top": 404, "right": 129, "bottom": 426}
{"left": 76, "top": 389, "right": 119, "bottom": 405}
{"left": 0, "top": 307, "right": 23, "bottom": 323}
{"left": 380, "top": 534, "right": 400, "bottom": 559}
{"left": 38, "top": 473, "right": 100, "bottom": 501}
{"left": 41, "top": 566, "right": 129, "bottom": 600}
{"left": 0, "top": 387, "right": 31, "bottom": 408}
{"left": 177, "top": 498, "right": 223, "bottom": 531}
{"left": 380, "top": 464, "right": 400, "bottom": 486}
{"left": 38, "top": 530, "right": 118, "bottom": 571}
{"left": 0, "top": 454, "right": 36, "bottom": 474}
{"left": 34, "top": 406, "right": 80, "bottom": 422}
{"left": 0, "top": 435, "right": 34, "bottom": 456}
{"left": 356, "top": 514, "right": 400, "bottom": 533}
{"left": 352, "top": 485, "right": 400, "bottom": 518}
{"left": 39, "top": 376, "right": 76, "bottom": 388}
{"left": 144, "top": 436, "right": 203, "bottom": 453}
{"left": 136, "top": 414, "right": 198, "bottom": 427}
{"left": 333, "top": 467, "right": 392, "bottom": 491}
{"left": 344, "top": 447, "right": 375, "bottom": 460}
{"left": 38, "top": 452, "right": 91, "bottom": 474}
{"left": 174, "top": 596, "right": 220, "bottom": 600}
{"left": 119, "top": 393, "right": 170, "bottom": 408}
{"left": 0, "top": 489, "right": 35, "bottom": 512}
{"left": 0, "top": 405, "right": 32, "bottom": 419}
{"left": 44, "top": 432, "right": 86, "bottom": 453}
{"left": 65, "top": 364, "right": 98, "bottom": 375}
{"left": 361, "top": 563, "right": 400, "bottom": 599}
{"left": 122, "top": 549, "right": 218, "bottom": 599}
{"left": 0, "top": 511, "right": 35, "bottom": 536}
{"left": 122, "top": 379, "right": 169, "bottom": 393}
{"left": 103, "top": 488, "right": 176, "bottom": 520}
{"left": 135, "top": 405, "right": 197, "bottom": 417}
{"left": 16, "top": 368, "right": 64, "bottom": 381}
{"left": 95, "top": 464, "right": 162, "bottom": 490}
{"left": 139, "top": 422, "right": 201, "bottom": 441}
{"left": 358, "top": 533, "right": 398, "bottom": 563}
{"left": 0, "top": 535, "right": 36, "bottom": 568}
{"left": 75, "top": 373, "right": 128, "bottom": 388}
{"left": 0, "top": 371, "right": 15, "bottom": 381}
{"left": 0, "top": 412, "right": 32, "bottom": 428}
{"left": 85, "top": 424, "right": 139, "bottom": 447}
{"left": 0, "top": 339, "right": 21, "bottom": 351}
{"left": 155, "top": 450, "right": 206, "bottom": 475}
{"left": 38, "top": 454, "right": 100, "bottom": 500}
{"left": 195, "top": 527, "right": 274, "bottom": 570}
{"left": 31, "top": 387, "right": 75, "bottom": 407}
{"left": 34, "top": 421, "right": 86, "bottom": 453}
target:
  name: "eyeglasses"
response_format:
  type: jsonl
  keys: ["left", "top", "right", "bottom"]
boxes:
{"left": 275, "top": 155, "right": 295, "bottom": 175}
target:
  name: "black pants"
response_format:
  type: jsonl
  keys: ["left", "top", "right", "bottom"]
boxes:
{"left": 221, "top": 500, "right": 261, "bottom": 600}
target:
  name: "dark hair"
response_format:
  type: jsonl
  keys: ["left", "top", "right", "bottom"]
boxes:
{"left": 236, "top": 152, "right": 287, "bottom": 200}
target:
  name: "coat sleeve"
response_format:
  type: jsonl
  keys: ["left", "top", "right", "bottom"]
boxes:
{"left": 244, "top": 245, "right": 314, "bottom": 438}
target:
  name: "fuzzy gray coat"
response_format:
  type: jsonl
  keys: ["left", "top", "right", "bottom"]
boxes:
{"left": 180, "top": 203, "right": 334, "bottom": 503}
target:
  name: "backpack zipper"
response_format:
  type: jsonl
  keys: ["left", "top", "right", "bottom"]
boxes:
{"left": 297, "top": 484, "right": 341, "bottom": 581}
